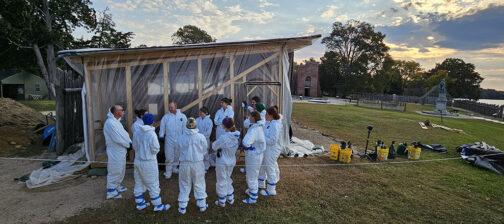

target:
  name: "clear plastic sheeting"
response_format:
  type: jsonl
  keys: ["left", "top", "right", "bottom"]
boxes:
{"left": 285, "top": 137, "right": 325, "bottom": 157}
{"left": 59, "top": 35, "right": 321, "bottom": 163}
{"left": 26, "top": 143, "right": 89, "bottom": 189}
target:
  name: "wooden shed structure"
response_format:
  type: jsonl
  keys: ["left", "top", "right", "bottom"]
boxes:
{"left": 0, "top": 70, "right": 48, "bottom": 100}
{"left": 59, "top": 34, "right": 321, "bottom": 165}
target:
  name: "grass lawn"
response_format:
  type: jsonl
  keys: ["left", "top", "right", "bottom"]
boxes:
{"left": 61, "top": 103, "right": 504, "bottom": 223}
{"left": 18, "top": 100, "right": 56, "bottom": 111}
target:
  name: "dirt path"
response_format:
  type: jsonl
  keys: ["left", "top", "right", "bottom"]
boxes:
{"left": 0, "top": 122, "right": 340, "bottom": 224}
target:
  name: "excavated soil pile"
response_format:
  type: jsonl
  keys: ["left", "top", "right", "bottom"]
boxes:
{"left": 0, "top": 98, "right": 46, "bottom": 154}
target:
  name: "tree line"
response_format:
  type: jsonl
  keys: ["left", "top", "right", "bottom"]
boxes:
{"left": 317, "top": 20, "right": 485, "bottom": 100}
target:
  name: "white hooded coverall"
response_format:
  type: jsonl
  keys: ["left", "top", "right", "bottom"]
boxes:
{"left": 258, "top": 119, "right": 283, "bottom": 193}
{"left": 243, "top": 109, "right": 266, "bottom": 128}
{"left": 131, "top": 117, "right": 144, "bottom": 135}
{"left": 212, "top": 130, "right": 240, "bottom": 204}
{"left": 103, "top": 111, "right": 131, "bottom": 191}
{"left": 242, "top": 123, "right": 266, "bottom": 199}
{"left": 132, "top": 125, "right": 164, "bottom": 207}
{"left": 196, "top": 115, "right": 213, "bottom": 169}
{"left": 159, "top": 109, "right": 187, "bottom": 177}
{"left": 214, "top": 105, "right": 234, "bottom": 139}
{"left": 177, "top": 128, "right": 208, "bottom": 209}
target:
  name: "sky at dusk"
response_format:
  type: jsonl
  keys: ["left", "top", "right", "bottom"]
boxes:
{"left": 76, "top": 0, "right": 504, "bottom": 90}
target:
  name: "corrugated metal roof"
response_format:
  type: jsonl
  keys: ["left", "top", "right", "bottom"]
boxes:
{"left": 57, "top": 34, "right": 321, "bottom": 57}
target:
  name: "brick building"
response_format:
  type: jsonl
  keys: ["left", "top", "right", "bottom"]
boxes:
{"left": 292, "top": 61, "right": 321, "bottom": 97}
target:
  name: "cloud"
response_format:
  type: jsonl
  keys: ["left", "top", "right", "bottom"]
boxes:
{"left": 170, "top": 1, "right": 274, "bottom": 39}
{"left": 433, "top": 6, "right": 504, "bottom": 50}
{"left": 301, "top": 17, "right": 309, "bottom": 22}
{"left": 386, "top": 41, "right": 457, "bottom": 59}
{"left": 256, "top": 0, "right": 278, "bottom": 8}
{"left": 321, "top": 5, "right": 338, "bottom": 18}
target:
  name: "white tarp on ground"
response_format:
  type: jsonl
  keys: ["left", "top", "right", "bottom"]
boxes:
{"left": 26, "top": 143, "right": 90, "bottom": 189}
{"left": 284, "top": 137, "right": 324, "bottom": 157}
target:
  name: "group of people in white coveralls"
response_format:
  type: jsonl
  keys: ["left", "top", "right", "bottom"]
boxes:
{"left": 102, "top": 96, "right": 283, "bottom": 214}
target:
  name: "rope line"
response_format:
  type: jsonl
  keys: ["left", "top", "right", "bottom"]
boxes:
{"left": 1, "top": 151, "right": 502, "bottom": 167}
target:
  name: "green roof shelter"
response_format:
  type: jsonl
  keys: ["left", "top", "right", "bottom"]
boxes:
{"left": 0, "top": 70, "right": 48, "bottom": 100}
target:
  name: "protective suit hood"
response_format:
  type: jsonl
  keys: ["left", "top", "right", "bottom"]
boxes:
{"left": 140, "top": 125, "right": 155, "bottom": 132}
{"left": 107, "top": 110, "right": 121, "bottom": 121}
{"left": 184, "top": 128, "right": 200, "bottom": 135}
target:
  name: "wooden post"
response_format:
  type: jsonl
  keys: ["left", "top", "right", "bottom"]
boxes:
{"left": 230, "top": 55, "right": 235, "bottom": 102}
{"left": 198, "top": 57, "right": 203, "bottom": 108}
{"left": 126, "top": 66, "right": 133, "bottom": 137}
{"left": 84, "top": 64, "right": 96, "bottom": 162}
{"left": 262, "top": 68, "right": 266, "bottom": 102}
{"left": 126, "top": 66, "right": 134, "bottom": 162}
{"left": 96, "top": 73, "right": 103, "bottom": 128}
{"left": 270, "top": 64, "right": 274, "bottom": 107}
{"left": 163, "top": 62, "right": 169, "bottom": 113}
{"left": 278, "top": 51, "right": 283, "bottom": 113}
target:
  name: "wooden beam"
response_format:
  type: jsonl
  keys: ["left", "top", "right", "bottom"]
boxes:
{"left": 262, "top": 68, "right": 266, "bottom": 101}
{"left": 230, "top": 55, "right": 235, "bottom": 102}
{"left": 163, "top": 62, "right": 169, "bottom": 113}
{"left": 247, "top": 86, "right": 258, "bottom": 96}
{"left": 198, "top": 57, "right": 203, "bottom": 108}
{"left": 278, "top": 51, "right": 282, "bottom": 113}
{"left": 85, "top": 46, "right": 282, "bottom": 71}
{"left": 84, "top": 44, "right": 282, "bottom": 64}
{"left": 270, "top": 64, "right": 274, "bottom": 107}
{"left": 180, "top": 52, "right": 279, "bottom": 112}
{"left": 268, "top": 86, "right": 278, "bottom": 96}
{"left": 126, "top": 66, "right": 133, "bottom": 138}
{"left": 84, "top": 64, "right": 96, "bottom": 162}
{"left": 96, "top": 73, "right": 104, "bottom": 128}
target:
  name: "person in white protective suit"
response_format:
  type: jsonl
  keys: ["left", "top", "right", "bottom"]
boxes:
{"left": 131, "top": 109, "right": 147, "bottom": 134}
{"left": 212, "top": 117, "right": 240, "bottom": 207}
{"left": 242, "top": 96, "right": 266, "bottom": 128}
{"left": 103, "top": 105, "right": 132, "bottom": 199}
{"left": 214, "top": 97, "right": 234, "bottom": 139}
{"left": 159, "top": 102, "right": 187, "bottom": 179}
{"left": 196, "top": 107, "right": 213, "bottom": 171}
{"left": 132, "top": 113, "right": 170, "bottom": 211}
{"left": 241, "top": 111, "right": 266, "bottom": 204}
{"left": 258, "top": 107, "right": 283, "bottom": 196}
{"left": 176, "top": 117, "right": 209, "bottom": 214}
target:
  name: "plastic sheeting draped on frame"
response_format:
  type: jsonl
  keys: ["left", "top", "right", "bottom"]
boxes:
{"left": 59, "top": 35, "right": 321, "bottom": 164}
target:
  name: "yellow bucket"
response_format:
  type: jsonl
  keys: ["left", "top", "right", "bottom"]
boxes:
{"left": 378, "top": 146, "right": 389, "bottom": 161}
{"left": 339, "top": 147, "right": 352, "bottom": 163}
{"left": 329, "top": 144, "right": 340, "bottom": 161}
{"left": 408, "top": 145, "right": 421, "bottom": 160}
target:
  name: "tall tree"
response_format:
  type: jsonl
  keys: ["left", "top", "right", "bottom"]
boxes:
{"left": 319, "top": 51, "right": 344, "bottom": 96}
{"left": 373, "top": 56, "right": 403, "bottom": 94}
{"left": 321, "top": 20, "right": 389, "bottom": 95}
{"left": 0, "top": 0, "right": 96, "bottom": 99}
{"left": 73, "top": 8, "right": 133, "bottom": 48}
{"left": 393, "top": 60, "right": 422, "bottom": 92}
{"left": 430, "top": 58, "right": 483, "bottom": 100}
{"left": 171, "top": 25, "right": 216, "bottom": 45}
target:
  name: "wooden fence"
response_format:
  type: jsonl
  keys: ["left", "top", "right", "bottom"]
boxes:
{"left": 55, "top": 70, "right": 84, "bottom": 154}
{"left": 453, "top": 100, "right": 504, "bottom": 118}
{"left": 352, "top": 92, "right": 452, "bottom": 106}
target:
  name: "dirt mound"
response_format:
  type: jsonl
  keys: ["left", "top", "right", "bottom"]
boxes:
{"left": 0, "top": 98, "right": 46, "bottom": 155}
